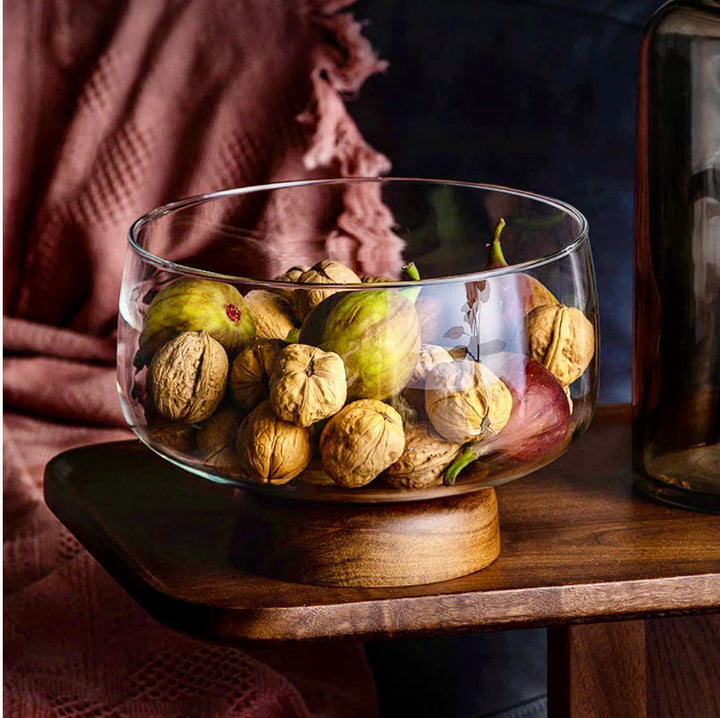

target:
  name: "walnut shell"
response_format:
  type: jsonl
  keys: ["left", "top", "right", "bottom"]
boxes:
{"left": 275, "top": 265, "right": 309, "bottom": 283}
{"left": 148, "top": 331, "right": 228, "bottom": 423}
{"left": 526, "top": 304, "right": 595, "bottom": 385}
{"left": 292, "top": 260, "right": 361, "bottom": 320}
{"left": 269, "top": 344, "right": 347, "bottom": 427}
{"left": 236, "top": 400, "right": 312, "bottom": 484}
{"left": 147, "top": 419, "right": 197, "bottom": 453}
{"left": 361, "top": 275, "right": 394, "bottom": 283}
{"left": 406, "top": 344, "right": 454, "bottom": 389}
{"left": 229, "top": 339, "right": 285, "bottom": 412}
{"left": 448, "top": 346, "right": 469, "bottom": 361}
{"left": 402, "top": 345, "right": 466, "bottom": 418}
{"left": 425, "top": 360, "right": 512, "bottom": 443}
{"left": 274, "top": 265, "right": 309, "bottom": 300}
{"left": 383, "top": 423, "right": 462, "bottom": 489}
{"left": 386, "top": 392, "right": 419, "bottom": 427}
{"left": 319, "top": 399, "right": 405, "bottom": 488}
{"left": 244, "top": 289, "right": 297, "bottom": 341}
{"left": 256, "top": 338, "right": 284, "bottom": 375}
{"left": 197, "top": 408, "right": 242, "bottom": 474}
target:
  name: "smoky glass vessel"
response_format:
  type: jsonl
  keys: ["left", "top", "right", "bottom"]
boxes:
{"left": 633, "top": 1, "right": 720, "bottom": 512}
{"left": 117, "top": 178, "right": 598, "bottom": 503}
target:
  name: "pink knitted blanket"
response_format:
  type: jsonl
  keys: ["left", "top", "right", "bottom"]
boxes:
{"left": 4, "top": 1, "right": 393, "bottom": 714}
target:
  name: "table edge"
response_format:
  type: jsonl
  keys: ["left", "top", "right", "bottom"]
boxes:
{"left": 43, "top": 405, "right": 720, "bottom": 643}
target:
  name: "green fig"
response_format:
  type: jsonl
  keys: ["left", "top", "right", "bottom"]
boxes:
{"left": 136, "top": 278, "right": 255, "bottom": 367}
{"left": 299, "top": 288, "right": 421, "bottom": 401}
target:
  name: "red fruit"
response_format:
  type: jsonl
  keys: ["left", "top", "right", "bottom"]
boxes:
{"left": 480, "top": 352, "right": 570, "bottom": 462}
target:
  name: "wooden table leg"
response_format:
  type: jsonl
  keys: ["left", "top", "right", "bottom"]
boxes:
{"left": 645, "top": 614, "right": 720, "bottom": 717}
{"left": 547, "top": 615, "right": 720, "bottom": 718}
{"left": 548, "top": 620, "right": 646, "bottom": 717}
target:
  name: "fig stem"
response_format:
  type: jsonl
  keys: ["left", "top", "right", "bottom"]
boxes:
{"left": 485, "top": 217, "right": 508, "bottom": 269}
{"left": 444, "top": 443, "right": 483, "bottom": 484}
{"left": 402, "top": 261, "right": 420, "bottom": 281}
{"left": 400, "top": 261, "right": 422, "bottom": 304}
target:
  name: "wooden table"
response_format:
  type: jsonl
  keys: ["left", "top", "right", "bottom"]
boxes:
{"left": 45, "top": 406, "right": 720, "bottom": 717}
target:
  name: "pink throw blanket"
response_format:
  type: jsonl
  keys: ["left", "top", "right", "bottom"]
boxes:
{"left": 4, "top": 1, "right": 393, "bottom": 714}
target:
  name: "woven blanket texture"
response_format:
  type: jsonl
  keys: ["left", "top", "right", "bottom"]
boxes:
{"left": 3, "top": 0, "right": 393, "bottom": 714}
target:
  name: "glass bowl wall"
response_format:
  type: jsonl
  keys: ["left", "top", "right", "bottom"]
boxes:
{"left": 118, "top": 179, "right": 598, "bottom": 503}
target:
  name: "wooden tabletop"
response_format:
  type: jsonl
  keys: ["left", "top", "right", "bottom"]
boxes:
{"left": 44, "top": 405, "right": 720, "bottom": 644}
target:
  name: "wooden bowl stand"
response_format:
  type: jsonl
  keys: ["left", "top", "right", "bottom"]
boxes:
{"left": 230, "top": 487, "right": 500, "bottom": 587}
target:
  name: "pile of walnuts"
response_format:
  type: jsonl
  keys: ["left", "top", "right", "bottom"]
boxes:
{"left": 138, "top": 256, "right": 595, "bottom": 492}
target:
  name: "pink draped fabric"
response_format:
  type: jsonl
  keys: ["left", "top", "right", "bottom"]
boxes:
{"left": 4, "top": 1, "right": 393, "bottom": 714}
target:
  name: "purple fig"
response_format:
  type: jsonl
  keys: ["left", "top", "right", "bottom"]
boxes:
{"left": 445, "top": 352, "right": 570, "bottom": 482}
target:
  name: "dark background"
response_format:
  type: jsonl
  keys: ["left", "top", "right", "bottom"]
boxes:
{"left": 351, "top": 0, "right": 666, "bottom": 406}
{"left": 350, "top": 1, "right": 664, "bottom": 715}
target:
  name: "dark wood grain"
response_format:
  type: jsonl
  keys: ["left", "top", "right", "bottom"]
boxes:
{"left": 646, "top": 614, "right": 720, "bottom": 718}
{"left": 231, "top": 489, "right": 499, "bottom": 587}
{"left": 547, "top": 614, "right": 720, "bottom": 718}
{"left": 547, "top": 621, "right": 646, "bottom": 717}
{"left": 44, "top": 405, "right": 720, "bottom": 643}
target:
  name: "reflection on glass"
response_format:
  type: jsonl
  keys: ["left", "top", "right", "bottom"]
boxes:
{"left": 633, "top": 0, "right": 720, "bottom": 512}
{"left": 118, "top": 178, "right": 598, "bottom": 504}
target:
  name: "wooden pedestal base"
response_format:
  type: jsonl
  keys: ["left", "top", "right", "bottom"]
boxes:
{"left": 230, "top": 488, "right": 500, "bottom": 587}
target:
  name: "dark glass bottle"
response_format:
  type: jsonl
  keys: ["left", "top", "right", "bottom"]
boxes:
{"left": 633, "top": 0, "right": 720, "bottom": 512}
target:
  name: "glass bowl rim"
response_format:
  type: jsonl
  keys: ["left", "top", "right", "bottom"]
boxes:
{"left": 127, "top": 177, "right": 590, "bottom": 288}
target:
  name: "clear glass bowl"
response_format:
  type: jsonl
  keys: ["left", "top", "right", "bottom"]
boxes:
{"left": 117, "top": 178, "right": 598, "bottom": 503}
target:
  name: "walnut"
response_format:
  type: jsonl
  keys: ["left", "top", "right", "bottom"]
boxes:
{"left": 361, "top": 275, "right": 394, "bottom": 283}
{"left": 386, "top": 392, "right": 419, "bottom": 427}
{"left": 146, "top": 419, "right": 197, "bottom": 453}
{"left": 274, "top": 265, "right": 309, "bottom": 300}
{"left": 425, "top": 360, "right": 512, "bottom": 443}
{"left": 319, "top": 399, "right": 405, "bottom": 488}
{"left": 406, "top": 344, "right": 454, "bottom": 389}
{"left": 383, "top": 423, "right": 462, "bottom": 489}
{"left": 236, "top": 400, "right": 312, "bottom": 484}
{"left": 275, "top": 265, "right": 309, "bottom": 283}
{"left": 526, "top": 304, "right": 595, "bottom": 385}
{"left": 244, "top": 289, "right": 297, "bottom": 341}
{"left": 269, "top": 344, "right": 347, "bottom": 427}
{"left": 229, "top": 339, "right": 284, "bottom": 412}
{"left": 292, "top": 260, "right": 361, "bottom": 320}
{"left": 448, "top": 346, "right": 469, "bottom": 361}
{"left": 197, "top": 407, "right": 243, "bottom": 474}
{"left": 148, "top": 331, "right": 228, "bottom": 423}
{"left": 295, "top": 456, "right": 337, "bottom": 486}
{"left": 256, "top": 338, "right": 284, "bottom": 374}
